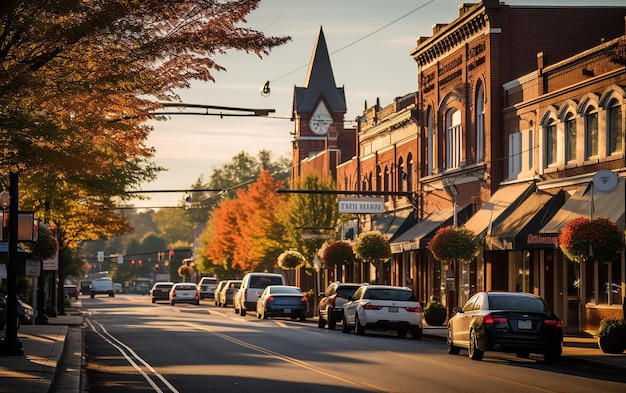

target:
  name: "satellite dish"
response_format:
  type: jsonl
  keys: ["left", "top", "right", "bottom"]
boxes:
{"left": 592, "top": 169, "right": 618, "bottom": 193}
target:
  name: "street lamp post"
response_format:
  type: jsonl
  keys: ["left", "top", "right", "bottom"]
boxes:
{"left": 0, "top": 172, "right": 24, "bottom": 356}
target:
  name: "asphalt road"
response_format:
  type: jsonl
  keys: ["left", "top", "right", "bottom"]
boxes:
{"left": 82, "top": 294, "right": 626, "bottom": 393}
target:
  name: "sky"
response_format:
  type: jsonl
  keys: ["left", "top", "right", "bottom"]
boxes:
{"left": 130, "top": 0, "right": 625, "bottom": 208}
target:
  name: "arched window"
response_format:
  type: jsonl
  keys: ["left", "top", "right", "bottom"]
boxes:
{"left": 476, "top": 83, "right": 485, "bottom": 163}
{"left": 406, "top": 153, "right": 414, "bottom": 191}
{"left": 608, "top": 99, "right": 623, "bottom": 155}
{"left": 446, "top": 108, "right": 462, "bottom": 169}
{"left": 427, "top": 107, "right": 434, "bottom": 175}
{"left": 545, "top": 119, "right": 557, "bottom": 167}
{"left": 376, "top": 166, "right": 382, "bottom": 191}
{"left": 397, "top": 157, "right": 405, "bottom": 193}
{"left": 585, "top": 106, "right": 598, "bottom": 159}
{"left": 564, "top": 112, "right": 576, "bottom": 162}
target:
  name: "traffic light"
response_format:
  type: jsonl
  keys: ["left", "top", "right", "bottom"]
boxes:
{"left": 155, "top": 263, "right": 159, "bottom": 271}
{"left": 131, "top": 260, "right": 135, "bottom": 266}
{"left": 138, "top": 259, "right": 143, "bottom": 267}
{"left": 169, "top": 250, "right": 174, "bottom": 260}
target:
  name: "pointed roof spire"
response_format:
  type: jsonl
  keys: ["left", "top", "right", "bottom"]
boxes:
{"left": 293, "top": 26, "right": 346, "bottom": 114}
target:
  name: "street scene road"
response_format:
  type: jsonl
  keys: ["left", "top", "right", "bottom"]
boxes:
{"left": 82, "top": 295, "right": 626, "bottom": 393}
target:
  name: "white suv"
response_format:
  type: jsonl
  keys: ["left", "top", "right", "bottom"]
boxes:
{"left": 234, "top": 272, "right": 285, "bottom": 316}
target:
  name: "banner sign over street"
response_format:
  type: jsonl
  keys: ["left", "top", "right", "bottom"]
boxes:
{"left": 338, "top": 197, "right": 385, "bottom": 214}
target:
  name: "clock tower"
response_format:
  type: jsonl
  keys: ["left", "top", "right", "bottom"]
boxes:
{"left": 292, "top": 26, "right": 348, "bottom": 183}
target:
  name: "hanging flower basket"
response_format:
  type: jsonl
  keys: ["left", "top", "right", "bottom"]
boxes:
{"left": 277, "top": 250, "right": 306, "bottom": 270}
{"left": 355, "top": 231, "right": 390, "bottom": 262}
{"left": 427, "top": 226, "right": 479, "bottom": 262}
{"left": 320, "top": 240, "right": 355, "bottom": 267}
{"left": 558, "top": 217, "right": 623, "bottom": 263}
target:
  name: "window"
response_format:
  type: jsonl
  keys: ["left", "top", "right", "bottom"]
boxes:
{"left": 608, "top": 99, "right": 623, "bottom": 155}
{"left": 376, "top": 166, "right": 382, "bottom": 191}
{"left": 584, "top": 107, "right": 598, "bottom": 159}
{"left": 427, "top": 108, "right": 434, "bottom": 175}
{"left": 446, "top": 109, "right": 462, "bottom": 169}
{"left": 508, "top": 131, "right": 521, "bottom": 178}
{"left": 565, "top": 113, "right": 576, "bottom": 162}
{"left": 528, "top": 129, "right": 534, "bottom": 170}
{"left": 397, "top": 158, "right": 405, "bottom": 192}
{"left": 406, "top": 153, "right": 413, "bottom": 191}
{"left": 545, "top": 121, "right": 557, "bottom": 166}
{"left": 476, "top": 83, "right": 485, "bottom": 163}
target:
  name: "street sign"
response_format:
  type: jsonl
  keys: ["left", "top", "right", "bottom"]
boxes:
{"left": 338, "top": 197, "right": 384, "bottom": 214}
{"left": 301, "top": 234, "right": 333, "bottom": 240}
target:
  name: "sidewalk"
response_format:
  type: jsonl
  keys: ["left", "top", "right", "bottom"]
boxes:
{"left": 1, "top": 311, "right": 625, "bottom": 393}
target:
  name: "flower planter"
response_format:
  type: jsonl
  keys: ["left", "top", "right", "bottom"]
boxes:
{"left": 598, "top": 335, "right": 626, "bottom": 354}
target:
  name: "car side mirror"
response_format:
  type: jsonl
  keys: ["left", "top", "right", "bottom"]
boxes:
{"left": 319, "top": 292, "right": 326, "bottom": 299}
{"left": 452, "top": 306, "right": 463, "bottom": 314}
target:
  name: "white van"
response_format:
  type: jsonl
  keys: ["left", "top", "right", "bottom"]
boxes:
{"left": 90, "top": 277, "right": 115, "bottom": 298}
{"left": 234, "top": 272, "right": 285, "bottom": 316}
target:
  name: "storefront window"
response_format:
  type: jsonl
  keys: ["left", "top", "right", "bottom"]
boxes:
{"left": 584, "top": 257, "right": 624, "bottom": 305}
{"left": 609, "top": 258, "right": 622, "bottom": 305}
{"left": 598, "top": 260, "right": 609, "bottom": 305}
{"left": 513, "top": 251, "right": 530, "bottom": 293}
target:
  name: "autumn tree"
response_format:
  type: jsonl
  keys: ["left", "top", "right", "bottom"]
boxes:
{"left": 1, "top": 1, "right": 289, "bottom": 302}
{"left": 200, "top": 197, "right": 243, "bottom": 276}
{"left": 281, "top": 175, "right": 339, "bottom": 263}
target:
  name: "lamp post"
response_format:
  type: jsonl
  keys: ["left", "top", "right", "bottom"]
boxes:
{"left": 0, "top": 172, "right": 24, "bottom": 356}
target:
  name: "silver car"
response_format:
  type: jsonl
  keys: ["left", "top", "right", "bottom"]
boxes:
{"left": 342, "top": 285, "right": 423, "bottom": 339}
{"left": 169, "top": 283, "right": 199, "bottom": 306}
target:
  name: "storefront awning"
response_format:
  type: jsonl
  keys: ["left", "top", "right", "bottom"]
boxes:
{"left": 463, "top": 181, "right": 535, "bottom": 239}
{"left": 485, "top": 189, "right": 565, "bottom": 250}
{"left": 540, "top": 178, "right": 625, "bottom": 234}
{"left": 390, "top": 204, "right": 472, "bottom": 254}
{"left": 372, "top": 208, "right": 415, "bottom": 242}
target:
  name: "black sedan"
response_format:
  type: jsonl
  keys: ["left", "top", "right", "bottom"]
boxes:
{"left": 447, "top": 292, "right": 563, "bottom": 364}
{"left": 256, "top": 285, "right": 308, "bottom": 321}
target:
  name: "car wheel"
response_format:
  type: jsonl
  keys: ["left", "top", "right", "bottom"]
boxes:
{"left": 341, "top": 314, "right": 351, "bottom": 333}
{"left": 317, "top": 315, "right": 326, "bottom": 328}
{"left": 516, "top": 351, "right": 530, "bottom": 359}
{"left": 170, "top": 301, "right": 175, "bottom": 306}
{"left": 355, "top": 315, "right": 365, "bottom": 336}
{"left": 299, "top": 314, "right": 306, "bottom": 322}
{"left": 327, "top": 313, "right": 336, "bottom": 330}
{"left": 257, "top": 310, "right": 262, "bottom": 319}
{"left": 411, "top": 327, "right": 423, "bottom": 340}
{"left": 195, "top": 300, "right": 200, "bottom": 305}
{"left": 468, "top": 329, "right": 484, "bottom": 361}
{"left": 151, "top": 298, "right": 155, "bottom": 304}
{"left": 447, "top": 325, "right": 460, "bottom": 354}
{"left": 262, "top": 311, "right": 268, "bottom": 320}
{"left": 397, "top": 329, "right": 407, "bottom": 338}
{"left": 240, "top": 308, "right": 246, "bottom": 317}
{"left": 543, "top": 350, "right": 561, "bottom": 364}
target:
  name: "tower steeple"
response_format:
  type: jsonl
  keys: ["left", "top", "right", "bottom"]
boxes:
{"left": 293, "top": 26, "right": 346, "bottom": 114}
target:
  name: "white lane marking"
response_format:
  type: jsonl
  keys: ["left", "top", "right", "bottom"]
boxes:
{"left": 87, "top": 319, "right": 179, "bottom": 393}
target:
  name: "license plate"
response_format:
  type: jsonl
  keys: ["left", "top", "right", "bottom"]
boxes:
{"left": 388, "top": 306, "right": 398, "bottom": 313}
{"left": 284, "top": 308, "right": 291, "bottom": 313}
{"left": 518, "top": 320, "right": 532, "bottom": 329}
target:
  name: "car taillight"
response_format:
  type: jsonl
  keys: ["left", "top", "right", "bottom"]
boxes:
{"left": 171, "top": 290, "right": 177, "bottom": 297}
{"left": 405, "top": 305, "right": 423, "bottom": 313}
{"left": 329, "top": 294, "right": 337, "bottom": 307}
{"left": 267, "top": 296, "right": 275, "bottom": 301}
{"left": 543, "top": 319, "right": 563, "bottom": 328}
{"left": 362, "top": 302, "right": 383, "bottom": 310}
{"left": 484, "top": 314, "right": 507, "bottom": 325}
{"left": 195, "top": 289, "right": 199, "bottom": 296}
{"left": 301, "top": 296, "right": 308, "bottom": 302}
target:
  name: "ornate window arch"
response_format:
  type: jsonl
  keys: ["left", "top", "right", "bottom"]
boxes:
{"left": 475, "top": 81, "right": 485, "bottom": 163}
{"left": 600, "top": 86, "right": 625, "bottom": 156}
{"left": 397, "top": 156, "right": 405, "bottom": 193}
{"left": 540, "top": 108, "right": 558, "bottom": 169}
{"left": 426, "top": 106, "right": 435, "bottom": 175}
{"left": 446, "top": 108, "right": 462, "bottom": 169}
{"left": 406, "top": 153, "right": 414, "bottom": 191}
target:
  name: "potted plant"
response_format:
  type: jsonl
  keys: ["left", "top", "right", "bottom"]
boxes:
{"left": 423, "top": 299, "right": 447, "bottom": 326}
{"left": 597, "top": 317, "right": 626, "bottom": 354}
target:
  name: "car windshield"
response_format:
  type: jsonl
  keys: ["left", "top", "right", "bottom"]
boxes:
{"left": 250, "top": 276, "right": 284, "bottom": 288}
{"left": 336, "top": 286, "right": 359, "bottom": 298}
{"left": 269, "top": 286, "right": 302, "bottom": 295}
{"left": 488, "top": 295, "right": 548, "bottom": 312}
{"left": 175, "top": 285, "right": 196, "bottom": 290}
{"left": 365, "top": 288, "right": 415, "bottom": 301}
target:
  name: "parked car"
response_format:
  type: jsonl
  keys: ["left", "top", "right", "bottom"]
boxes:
{"left": 64, "top": 285, "right": 80, "bottom": 301}
{"left": 114, "top": 283, "right": 123, "bottom": 293}
{"left": 342, "top": 285, "right": 423, "bottom": 339}
{"left": 90, "top": 277, "right": 115, "bottom": 298}
{"left": 1, "top": 295, "right": 34, "bottom": 329}
{"left": 169, "top": 283, "right": 200, "bottom": 306}
{"left": 256, "top": 285, "right": 308, "bottom": 321}
{"left": 151, "top": 282, "right": 174, "bottom": 304}
{"left": 218, "top": 280, "right": 241, "bottom": 308}
{"left": 214, "top": 280, "right": 228, "bottom": 306}
{"left": 197, "top": 277, "right": 218, "bottom": 300}
{"left": 447, "top": 292, "right": 563, "bottom": 364}
{"left": 318, "top": 282, "right": 364, "bottom": 330}
{"left": 234, "top": 272, "right": 285, "bottom": 316}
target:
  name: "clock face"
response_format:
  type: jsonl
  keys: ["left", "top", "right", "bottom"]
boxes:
{"left": 309, "top": 113, "right": 332, "bottom": 135}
